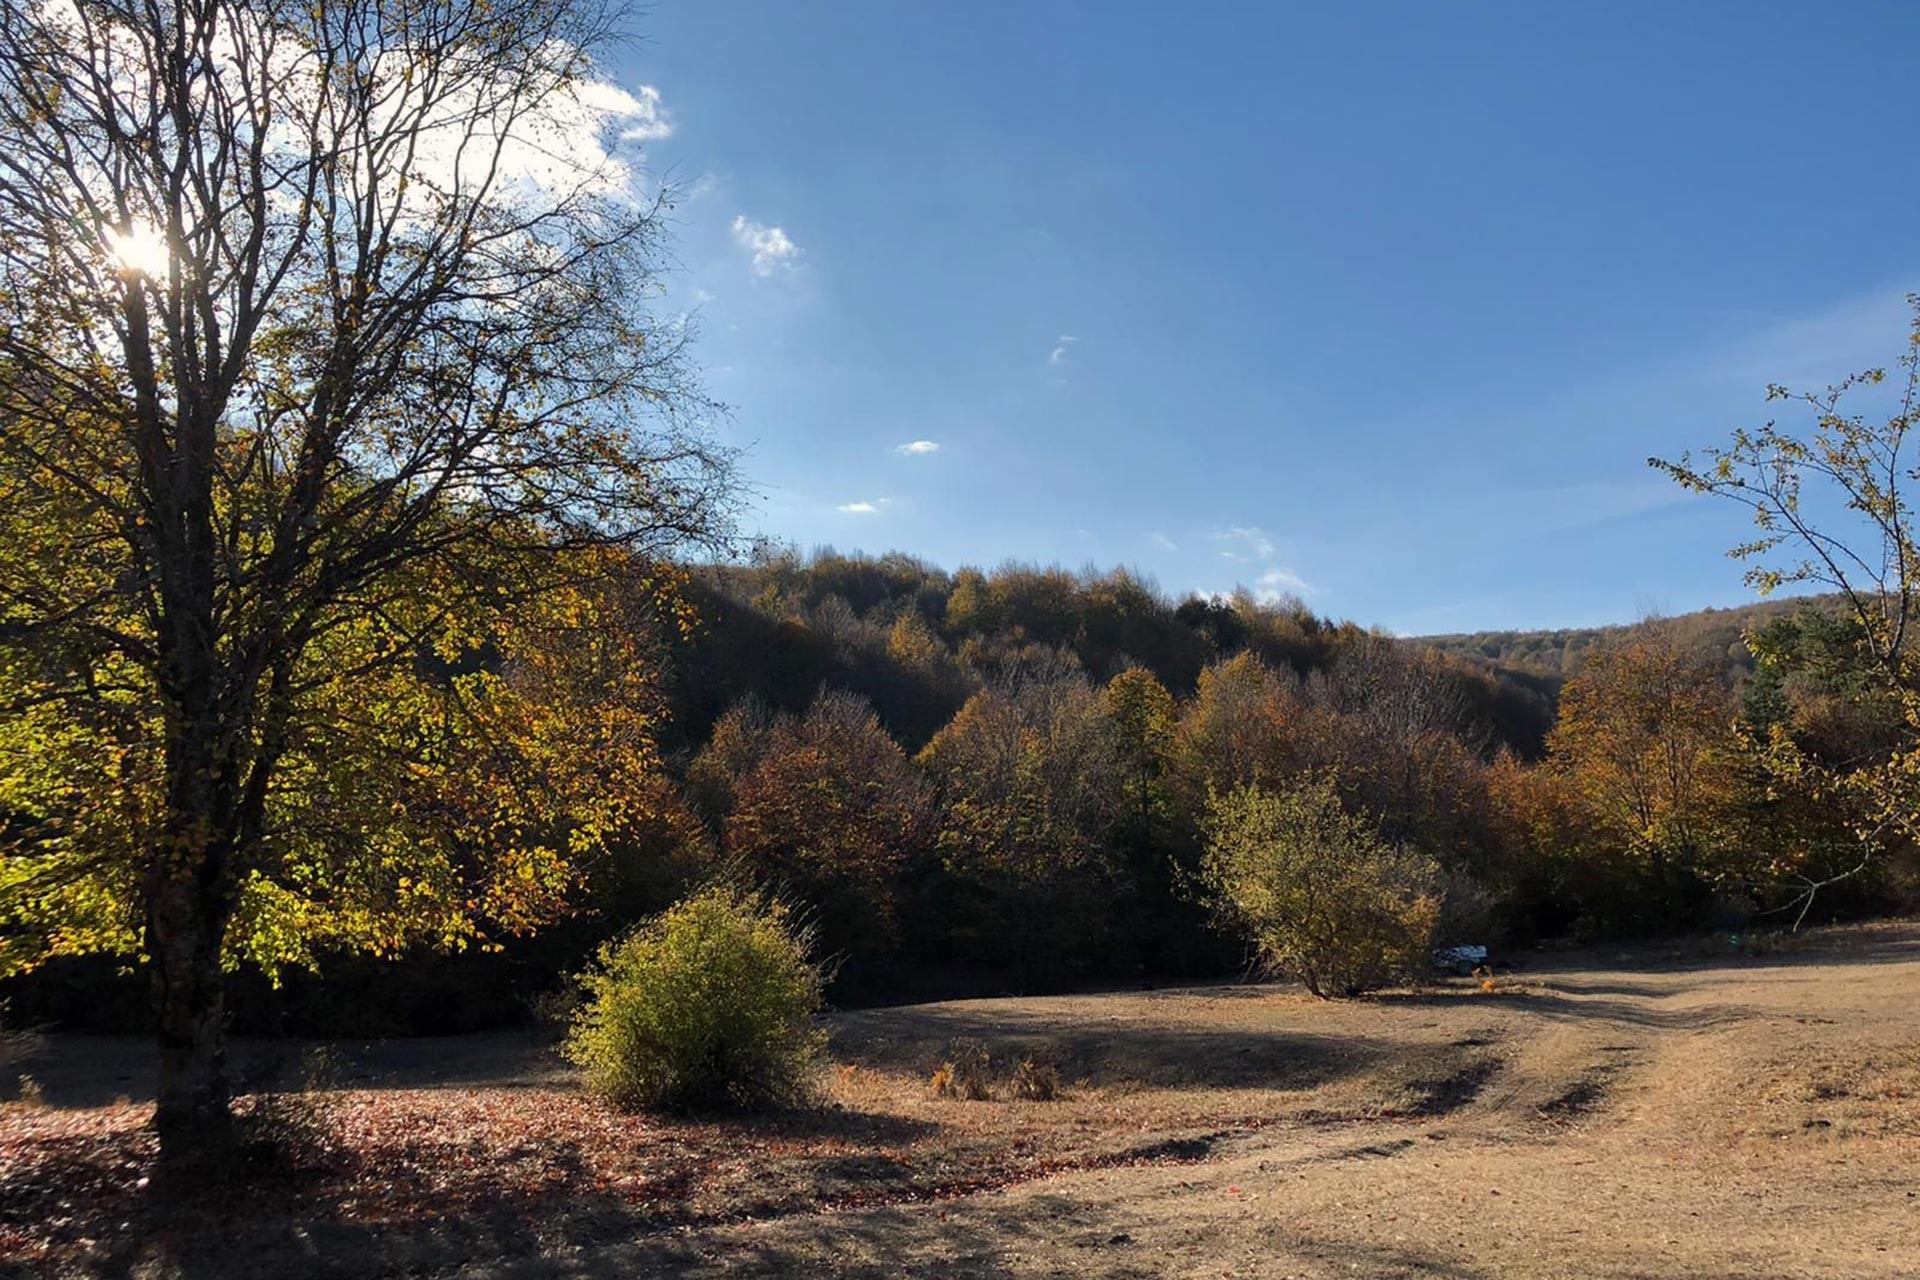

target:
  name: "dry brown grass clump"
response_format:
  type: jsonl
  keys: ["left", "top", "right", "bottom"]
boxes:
{"left": 1011, "top": 1055, "right": 1061, "bottom": 1101}
{"left": 930, "top": 1038, "right": 993, "bottom": 1100}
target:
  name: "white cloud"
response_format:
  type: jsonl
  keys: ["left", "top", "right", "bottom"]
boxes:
{"left": 41, "top": 3, "right": 679, "bottom": 279}
{"left": 1702, "top": 289, "right": 1916, "bottom": 393}
{"left": 895, "top": 440, "right": 940, "bottom": 456}
{"left": 1148, "top": 531, "right": 1179, "bottom": 552}
{"left": 837, "top": 498, "right": 890, "bottom": 515}
{"left": 384, "top": 66, "right": 672, "bottom": 202}
{"left": 1530, "top": 481, "right": 1692, "bottom": 532}
{"left": 1210, "top": 525, "right": 1276, "bottom": 562}
{"left": 732, "top": 215, "right": 800, "bottom": 276}
{"left": 1048, "top": 334, "right": 1079, "bottom": 366}
{"left": 1254, "top": 567, "right": 1315, "bottom": 601}
{"left": 610, "top": 83, "right": 674, "bottom": 142}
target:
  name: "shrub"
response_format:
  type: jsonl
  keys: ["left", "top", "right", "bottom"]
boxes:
{"left": 930, "top": 1037, "right": 993, "bottom": 1100}
{"left": 1012, "top": 1054, "right": 1061, "bottom": 1101}
{"left": 1200, "top": 774, "right": 1440, "bottom": 998}
{"left": 564, "top": 887, "right": 826, "bottom": 1111}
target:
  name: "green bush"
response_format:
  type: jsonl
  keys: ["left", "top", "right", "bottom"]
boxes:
{"left": 1200, "top": 774, "right": 1440, "bottom": 998}
{"left": 564, "top": 887, "right": 826, "bottom": 1111}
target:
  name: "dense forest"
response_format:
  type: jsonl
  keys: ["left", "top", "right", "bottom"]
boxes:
{"left": 667, "top": 552, "right": 1563, "bottom": 756}
{"left": 13, "top": 552, "right": 1908, "bottom": 1037}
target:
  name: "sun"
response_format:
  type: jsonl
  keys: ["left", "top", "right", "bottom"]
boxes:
{"left": 105, "top": 222, "right": 170, "bottom": 277}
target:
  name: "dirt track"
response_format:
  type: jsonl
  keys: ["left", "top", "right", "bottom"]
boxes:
{"left": 579, "top": 927, "right": 1920, "bottom": 1278}
{"left": 6, "top": 925, "right": 1920, "bottom": 1277}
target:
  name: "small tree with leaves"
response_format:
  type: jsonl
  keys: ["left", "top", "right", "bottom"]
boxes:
{"left": 1652, "top": 296, "right": 1920, "bottom": 924}
{"left": 1199, "top": 773, "right": 1439, "bottom": 998}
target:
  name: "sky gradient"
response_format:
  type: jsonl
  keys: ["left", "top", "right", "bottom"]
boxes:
{"left": 607, "top": 1, "right": 1919, "bottom": 634}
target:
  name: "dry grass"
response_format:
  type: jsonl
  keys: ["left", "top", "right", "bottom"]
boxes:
{"left": 4, "top": 920, "right": 1920, "bottom": 1277}
{"left": 928, "top": 1037, "right": 994, "bottom": 1101}
{"left": 1010, "top": 1055, "right": 1061, "bottom": 1101}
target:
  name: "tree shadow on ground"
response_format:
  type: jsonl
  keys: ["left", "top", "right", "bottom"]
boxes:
{"left": 572, "top": 1189, "right": 1157, "bottom": 1280}
{"left": 830, "top": 1005, "right": 1389, "bottom": 1092}
{"left": 0, "top": 1093, "right": 950, "bottom": 1280}
{"left": 1294, "top": 1232, "right": 1501, "bottom": 1280}
{"left": 507, "top": 1207, "right": 1040, "bottom": 1279}
{"left": 0, "top": 1029, "right": 566, "bottom": 1110}
{"left": 414, "top": 1190, "right": 1503, "bottom": 1279}
{"left": 1521, "top": 920, "right": 1920, "bottom": 979}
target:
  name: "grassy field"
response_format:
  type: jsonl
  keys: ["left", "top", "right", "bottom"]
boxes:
{"left": 4, "top": 923, "right": 1919, "bottom": 1278}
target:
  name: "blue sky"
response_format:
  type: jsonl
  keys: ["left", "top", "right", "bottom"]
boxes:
{"left": 610, "top": 1, "right": 1919, "bottom": 634}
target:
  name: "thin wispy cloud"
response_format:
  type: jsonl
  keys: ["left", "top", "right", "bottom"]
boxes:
{"left": 1148, "top": 531, "right": 1179, "bottom": 552}
{"left": 1048, "top": 334, "right": 1079, "bottom": 366}
{"left": 731, "top": 215, "right": 800, "bottom": 276}
{"left": 837, "top": 498, "right": 891, "bottom": 515}
{"left": 1702, "top": 288, "right": 1916, "bottom": 393}
{"left": 895, "top": 440, "right": 941, "bottom": 456}
{"left": 1533, "top": 481, "right": 1692, "bottom": 533}
{"left": 1210, "top": 525, "right": 1277, "bottom": 562}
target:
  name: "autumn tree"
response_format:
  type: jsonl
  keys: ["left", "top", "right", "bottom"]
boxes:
{"left": 1199, "top": 774, "right": 1440, "bottom": 998}
{"left": 1292, "top": 641, "right": 1499, "bottom": 896}
{"left": 686, "top": 697, "right": 776, "bottom": 823}
{"left": 943, "top": 568, "right": 995, "bottom": 636}
{"left": 722, "top": 691, "right": 930, "bottom": 962}
{"left": 1170, "top": 652, "right": 1300, "bottom": 809}
{"left": 0, "top": 0, "right": 730, "bottom": 1158}
{"left": 1545, "top": 633, "right": 1738, "bottom": 922}
{"left": 916, "top": 668, "right": 1125, "bottom": 985}
{"left": 1654, "top": 301, "right": 1920, "bottom": 919}
{"left": 1105, "top": 667, "right": 1175, "bottom": 841}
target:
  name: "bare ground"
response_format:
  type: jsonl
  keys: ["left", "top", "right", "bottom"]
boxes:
{"left": 5, "top": 922, "right": 1919, "bottom": 1278}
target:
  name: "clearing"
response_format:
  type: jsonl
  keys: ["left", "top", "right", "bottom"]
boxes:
{"left": 4, "top": 923, "right": 1919, "bottom": 1277}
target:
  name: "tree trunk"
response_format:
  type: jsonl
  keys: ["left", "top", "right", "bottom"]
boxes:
{"left": 147, "top": 723, "right": 242, "bottom": 1167}
{"left": 149, "top": 863, "right": 232, "bottom": 1160}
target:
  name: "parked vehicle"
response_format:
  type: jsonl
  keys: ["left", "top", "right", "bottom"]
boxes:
{"left": 1434, "top": 944, "right": 1489, "bottom": 976}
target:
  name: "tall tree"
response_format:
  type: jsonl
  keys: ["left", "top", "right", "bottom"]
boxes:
{"left": 1546, "top": 633, "right": 1736, "bottom": 887}
{"left": 0, "top": 0, "right": 729, "bottom": 1158}
{"left": 917, "top": 670, "right": 1125, "bottom": 986}
{"left": 1105, "top": 666, "right": 1175, "bottom": 842}
{"left": 723, "top": 690, "right": 930, "bottom": 963}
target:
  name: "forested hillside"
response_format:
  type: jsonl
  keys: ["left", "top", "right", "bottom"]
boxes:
{"left": 667, "top": 550, "right": 1562, "bottom": 757}
{"left": 667, "top": 552, "right": 1841, "bottom": 761}
{"left": 1419, "top": 594, "right": 1837, "bottom": 679}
